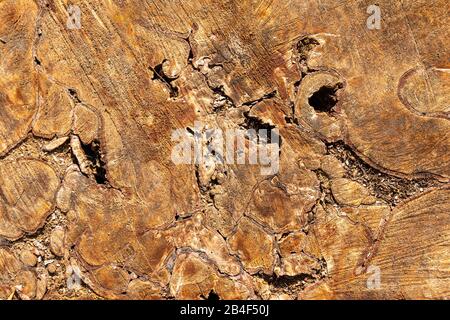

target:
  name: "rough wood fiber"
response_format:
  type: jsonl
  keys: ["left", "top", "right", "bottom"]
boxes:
{"left": 0, "top": 0, "right": 448, "bottom": 300}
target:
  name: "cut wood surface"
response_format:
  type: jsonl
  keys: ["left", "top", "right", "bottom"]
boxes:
{"left": 0, "top": 0, "right": 448, "bottom": 299}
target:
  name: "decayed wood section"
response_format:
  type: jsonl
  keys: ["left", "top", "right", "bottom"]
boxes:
{"left": 0, "top": 0, "right": 448, "bottom": 300}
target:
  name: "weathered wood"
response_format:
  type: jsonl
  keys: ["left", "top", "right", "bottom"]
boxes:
{"left": 0, "top": 0, "right": 448, "bottom": 299}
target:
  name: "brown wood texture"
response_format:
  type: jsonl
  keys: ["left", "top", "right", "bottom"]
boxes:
{"left": 0, "top": 0, "right": 448, "bottom": 300}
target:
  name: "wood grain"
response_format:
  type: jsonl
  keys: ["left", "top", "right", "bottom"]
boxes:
{"left": 0, "top": 0, "right": 448, "bottom": 299}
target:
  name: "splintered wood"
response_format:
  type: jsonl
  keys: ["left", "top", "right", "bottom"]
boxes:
{"left": 0, "top": 0, "right": 448, "bottom": 300}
